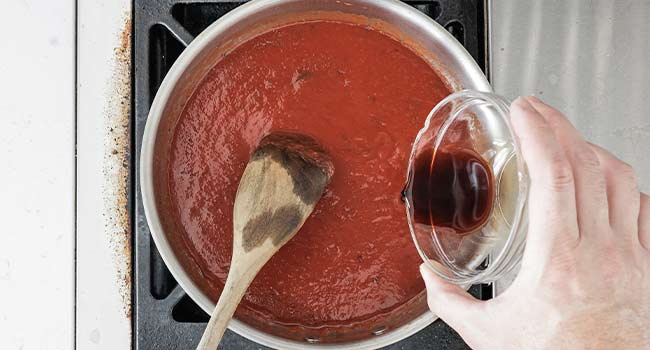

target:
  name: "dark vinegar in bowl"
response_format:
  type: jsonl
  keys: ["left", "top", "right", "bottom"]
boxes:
{"left": 409, "top": 146, "right": 494, "bottom": 236}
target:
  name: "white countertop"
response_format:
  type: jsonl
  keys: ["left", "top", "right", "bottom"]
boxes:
{"left": 76, "top": 0, "right": 133, "bottom": 349}
{"left": 0, "top": 1, "right": 75, "bottom": 349}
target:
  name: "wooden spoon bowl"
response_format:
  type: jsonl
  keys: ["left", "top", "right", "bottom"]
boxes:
{"left": 197, "top": 131, "right": 334, "bottom": 350}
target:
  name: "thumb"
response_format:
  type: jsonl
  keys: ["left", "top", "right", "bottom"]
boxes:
{"left": 420, "top": 264, "right": 486, "bottom": 334}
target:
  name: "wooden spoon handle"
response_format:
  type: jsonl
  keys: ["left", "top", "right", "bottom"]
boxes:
{"left": 196, "top": 273, "right": 251, "bottom": 350}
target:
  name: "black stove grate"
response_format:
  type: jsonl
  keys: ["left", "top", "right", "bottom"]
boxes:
{"left": 134, "top": 1, "right": 488, "bottom": 349}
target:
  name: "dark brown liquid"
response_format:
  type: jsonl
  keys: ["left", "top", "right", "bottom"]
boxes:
{"left": 410, "top": 146, "right": 494, "bottom": 235}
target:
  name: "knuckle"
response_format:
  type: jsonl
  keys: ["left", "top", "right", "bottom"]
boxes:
{"left": 545, "top": 110, "right": 566, "bottom": 128}
{"left": 600, "top": 245, "right": 626, "bottom": 277}
{"left": 550, "top": 255, "right": 577, "bottom": 276}
{"left": 574, "top": 148, "right": 601, "bottom": 170}
{"left": 575, "top": 149, "right": 608, "bottom": 192}
{"left": 627, "top": 259, "right": 645, "bottom": 282}
{"left": 544, "top": 156, "right": 574, "bottom": 191}
{"left": 544, "top": 240, "right": 579, "bottom": 277}
{"left": 546, "top": 261, "right": 579, "bottom": 293}
{"left": 521, "top": 121, "right": 553, "bottom": 142}
{"left": 551, "top": 242, "right": 579, "bottom": 267}
{"left": 614, "top": 162, "right": 638, "bottom": 188}
{"left": 534, "top": 122, "right": 554, "bottom": 138}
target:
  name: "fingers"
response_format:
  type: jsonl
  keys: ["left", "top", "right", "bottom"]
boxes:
{"left": 509, "top": 97, "right": 579, "bottom": 264}
{"left": 420, "top": 264, "right": 486, "bottom": 334}
{"left": 588, "top": 143, "right": 640, "bottom": 238}
{"left": 526, "top": 96, "right": 610, "bottom": 238}
{"left": 640, "top": 194, "right": 650, "bottom": 250}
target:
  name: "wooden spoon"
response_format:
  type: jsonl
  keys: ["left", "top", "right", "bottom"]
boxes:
{"left": 197, "top": 131, "right": 334, "bottom": 350}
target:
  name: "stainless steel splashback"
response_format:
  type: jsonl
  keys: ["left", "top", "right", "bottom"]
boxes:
{"left": 490, "top": 0, "right": 650, "bottom": 192}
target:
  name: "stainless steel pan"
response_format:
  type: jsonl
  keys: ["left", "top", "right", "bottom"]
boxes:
{"left": 140, "top": 0, "right": 490, "bottom": 348}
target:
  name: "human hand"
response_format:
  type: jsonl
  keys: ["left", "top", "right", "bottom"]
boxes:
{"left": 420, "top": 96, "right": 650, "bottom": 349}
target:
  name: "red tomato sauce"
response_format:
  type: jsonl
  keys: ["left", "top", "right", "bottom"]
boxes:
{"left": 166, "top": 21, "right": 450, "bottom": 340}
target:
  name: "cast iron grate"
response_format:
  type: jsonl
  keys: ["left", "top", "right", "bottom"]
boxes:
{"left": 134, "top": 1, "right": 488, "bottom": 349}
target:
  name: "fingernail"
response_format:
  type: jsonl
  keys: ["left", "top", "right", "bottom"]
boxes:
{"left": 526, "top": 95, "right": 542, "bottom": 103}
{"left": 512, "top": 96, "right": 528, "bottom": 105}
{"left": 511, "top": 96, "right": 529, "bottom": 109}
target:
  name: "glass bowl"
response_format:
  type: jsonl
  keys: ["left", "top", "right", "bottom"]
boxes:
{"left": 404, "top": 90, "right": 529, "bottom": 284}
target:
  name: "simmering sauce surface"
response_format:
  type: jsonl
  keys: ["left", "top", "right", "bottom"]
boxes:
{"left": 167, "top": 21, "right": 450, "bottom": 338}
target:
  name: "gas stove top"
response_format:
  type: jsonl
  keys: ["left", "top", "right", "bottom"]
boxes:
{"left": 133, "top": 1, "right": 489, "bottom": 349}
